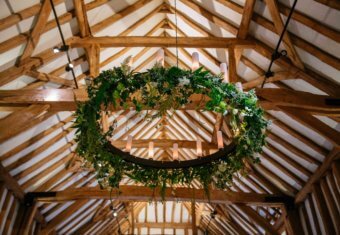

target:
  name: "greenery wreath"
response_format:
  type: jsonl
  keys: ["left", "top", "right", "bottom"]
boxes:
{"left": 74, "top": 61, "right": 268, "bottom": 196}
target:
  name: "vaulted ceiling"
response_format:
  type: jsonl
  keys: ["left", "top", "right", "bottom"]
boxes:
{"left": 0, "top": 0, "right": 339, "bottom": 234}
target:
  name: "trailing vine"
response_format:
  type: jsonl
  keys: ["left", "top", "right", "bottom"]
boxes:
{"left": 74, "top": 62, "right": 268, "bottom": 197}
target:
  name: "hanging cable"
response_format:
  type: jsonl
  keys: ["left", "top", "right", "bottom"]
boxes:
{"left": 50, "top": 0, "right": 79, "bottom": 89}
{"left": 174, "top": 0, "right": 179, "bottom": 67}
{"left": 204, "top": 204, "right": 217, "bottom": 233}
{"left": 261, "top": 0, "right": 298, "bottom": 88}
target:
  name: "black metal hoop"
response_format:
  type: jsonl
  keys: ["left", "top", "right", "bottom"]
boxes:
{"left": 106, "top": 142, "right": 237, "bottom": 169}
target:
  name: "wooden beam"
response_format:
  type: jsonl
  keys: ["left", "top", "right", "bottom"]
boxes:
{"left": 73, "top": 0, "right": 91, "bottom": 37}
{"left": 31, "top": 186, "right": 289, "bottom": 205}
{"left": 255, "top": 40, "right": 340, "bottom": 97}
{"left": 237, "top": 205, "right": 279, "bottom": 235}
{"left": 236, "top": 0, "right": 256, "bottom": 67}
{"left": 25, "top": 70, "right": 75, "bottom": 87}
{"left": 312, "top": 184, "right": 336, "bottom": 234}
{"left": 237, "top": 0, "right": 256, "bottom": 39}
{"left": 0, "top": 162, "right": 46, "bottom": 226}
{"left": 180, "top": 0, "right": 238, "bottom": 35}
{"left": 88, "top": 43, "right": 100, "bottom": 78}
{"left": 264, "top": 0, "right": 304, "bottom": 70}
{"left": 178, "top": 0, "right": 339, "bottom": 96}
{"left": 281, "top": 107, "right": 340, "bottom": 146}
{"left": 0, "top": 105, "right": 50, "bottom": 143}
{"left": 295, "top": 147, "right": 340, "bottom": 203}
{"left": 19, "top": 0, "right": 51, "bottom": 63}
{"left": 73, "top": 0, "right": 95, "bottom": 79}
{"left": 191, "top": 201, "right": 198, "bottom": 235}
{"left": 242, "top": 71, "right": 295, "bottom": 89}
{"left": 69, "top": 36, "right": 256, "bottom": 48}
{"left": 284, "top": 206, "right": 305, "bottom": 235}
{"left": 135, "top": 222, "right": 191, "bottom": 229}
{"left": 111, "top": 139, "right": 217, "bottom": 149}
{"left": 228, "top": 46, "right": 238, "bottom": 82}
{"left": 40, "top": 200, "right": 89, "bottom": 234}
{"left": 314, "top": 0, "right": 340, "bottom": 10}
{"left": 0, "top": 163, "right": 25, "bottom": 200}
{"left": 16, "top": 202, "right": 38, "bottom": 235}
{"left": 1, "top": 88, "right": 338, "bottom": 113}
{"left": 256, "top": 88, "right": 340, "bottom": 112}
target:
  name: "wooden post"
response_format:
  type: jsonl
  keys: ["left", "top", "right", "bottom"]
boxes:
{"left": 191, "top": 201, "right": 198, "bottom": 235}
{"left": 16, "top": 198, "right": 38, "bottom": 235}
{"left": 284, "top": 204, "right": 305, "bottom": 235}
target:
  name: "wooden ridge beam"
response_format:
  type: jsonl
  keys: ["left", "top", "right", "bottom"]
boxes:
{"left": 1, "top": 88, "right": 338, "bottom": 113}
{"left": 69, "top": 36, "right": 256, "bottom": 48}
{"left": 30, "top": 186, "right": 290, "bottom": 206}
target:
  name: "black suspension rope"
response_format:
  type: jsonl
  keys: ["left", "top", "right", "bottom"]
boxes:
{"left": 50, "top": 0, "right": 79, "bottom": 89}
{"left": 204, "top": 204, "right": 217, "bottom": 234}
{"left": 261, "top": 0, "right": 298, "bottom": 88}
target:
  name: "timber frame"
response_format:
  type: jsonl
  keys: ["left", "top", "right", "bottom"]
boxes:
{"left": 0, "top": 0, "right": 339, "bottom": 234}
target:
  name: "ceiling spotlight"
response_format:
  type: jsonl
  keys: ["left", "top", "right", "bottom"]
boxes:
{"left": 65, "top": 63, "right": 74, "bottom": 71}
{"left": 210, "top": 210, "right": 217, "bottom": 219}
{"left": 110, "top": 205, "right": 118, "bottom": 217}
{"left": 53, "top": 45, "right": 69, "bottom": 53}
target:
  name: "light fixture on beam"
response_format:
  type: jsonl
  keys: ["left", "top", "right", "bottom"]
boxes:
{"left": 148, "top": 142, "right": 154, "bottom": 159}
{"left": 217, "top": 131, "right": 224, "bottom": 149}
{"left": 173, "top": 143, "right": 179, "bottom": 160}
{"left": 156, "top": 48, "right": 165, "bottom": 66}
{"left": 125, "top": 135, "right": 133, "bottom": 152}
{"left": 192, "top": 52, "right": 199, "bottom": 70}
{"left": 220, "top": 63, "right": 229, "bottom": 83}
{"left": 65, "top": 63, "right": 74, "bottom": 72}
{"left": 197, "top": 140, "right": 202, "bottom": 157}
{"left": 53, "top": 45, "right": 69, "bottom": 53}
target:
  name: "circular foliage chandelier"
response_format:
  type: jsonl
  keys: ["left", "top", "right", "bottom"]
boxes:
{"left": 74, "top": 58, "right": 268, "bottom": 196}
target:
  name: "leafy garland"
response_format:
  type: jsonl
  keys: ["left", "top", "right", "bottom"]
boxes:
{"left": 74, "top": 62, "right": 268, "bottom": 196}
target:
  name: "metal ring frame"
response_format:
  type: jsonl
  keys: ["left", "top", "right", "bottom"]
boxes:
{"left": 106, "top": 142, "right": 237, "bottom": 169}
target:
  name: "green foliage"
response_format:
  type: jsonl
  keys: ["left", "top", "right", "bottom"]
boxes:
{"left": 74, "top": 64, "right": 268, "bottom": 197}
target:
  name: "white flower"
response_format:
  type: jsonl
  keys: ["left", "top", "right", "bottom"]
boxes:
{"left": 239, "top": 112, "right": 245, "bottom": 121}
{"left": 218, "top": 164, "right": 227, "bottom": 172}
{"left": 223, "top": 110, "right": 228, "bottom": 116}
{"left": 178, "top": 77, "right": 190, "bottom": 86}
{"left": 232, "top": 109, "right": 238, "bottom": 115}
